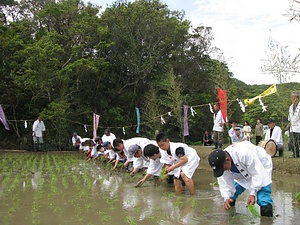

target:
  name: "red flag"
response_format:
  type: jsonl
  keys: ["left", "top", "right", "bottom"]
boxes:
{"left": 217, "top": 88, "right": 228, "bottom": 123}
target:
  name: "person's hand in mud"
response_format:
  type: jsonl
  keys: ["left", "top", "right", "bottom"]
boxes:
{"left": 224, "top": 199, "right": 235, "bottom": 210}
{"left": 246, "top": 195, "right": 256, "bottom": 207}
{"left": 135, "top": 178, "right": 146, "bottom": 187}
{"left": 135, "top": 174, "right": 151, "bottom": 187}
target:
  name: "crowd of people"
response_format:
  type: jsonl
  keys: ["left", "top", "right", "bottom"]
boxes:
{"left": 72, "top": 130, "right": 200, "bottom": 196}
{"left": 30, "top": 90, "right": 299, "bottom": 218}
{"left": 205, "top": 90, "right": 300, "bottom": 158}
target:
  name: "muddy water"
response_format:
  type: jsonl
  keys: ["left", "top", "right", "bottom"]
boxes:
{"left": 0, "top": 152, "right": 299, "bottom": 225}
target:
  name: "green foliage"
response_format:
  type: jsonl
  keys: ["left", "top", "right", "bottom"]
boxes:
{"left": 295, "top": 192, "right": 300, "bottom": 203}
{"left": 0, "top": 0, "right": 297, "bottom": 150}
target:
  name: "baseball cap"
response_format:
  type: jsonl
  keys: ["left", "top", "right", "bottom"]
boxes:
{"left": 234, "top": 127, "right": 241, "bottom": 131}
{"left": 73, "top": 132, "right": 77, "bottom": 136}
{"left": 128, "top": 145, "right": 139, "bottom": 159}
{"left": 102, "top": 141, "right": 111, "bottom": 148}
{"left": 104, "top": 129, "right": 110, "bottom": 134}
{"left": 208, "top": 149, "right": 226, "bottom": 178}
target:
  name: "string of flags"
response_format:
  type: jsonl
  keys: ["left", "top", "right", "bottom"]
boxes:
{"left": 2, "top": 84, "right": 278, "bottom": 136}
{"left": 236, "top": 98, "right": 246, "bottom": 113}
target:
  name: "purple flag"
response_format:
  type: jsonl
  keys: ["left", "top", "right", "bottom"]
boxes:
{"left": 0, "top": 105, "right": 10, "bottom": 130}
{"left": 183, "top": 105, "right": 189, "bottom": 136}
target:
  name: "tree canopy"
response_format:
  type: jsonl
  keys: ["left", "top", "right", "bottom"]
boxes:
{"left": 0, "top": 0, "right": 297, "bottom": 150}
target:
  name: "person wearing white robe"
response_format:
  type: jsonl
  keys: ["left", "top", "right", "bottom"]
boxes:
{"left": 265, "top": 119, "right": 283, "bottom": 157}
{"left": 136, "top": 142, "right": 180, "bottom": 187}
{"left": 208, "top": 141, "right": 273, "bottom": 217}
{"left": 112, "top": 137, "right": 150, "bottom": 170}
{"left": 156, "top": 133, "right": 200, "bottom": 195}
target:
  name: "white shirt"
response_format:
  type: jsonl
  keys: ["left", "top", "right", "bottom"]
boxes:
{"left": 116, "top": 137, "right": 150, "bottom": 161}
{"left": 32, "top": 119, "right": 45, "bottom": 137}
{"left": 218, "top": 141, "right": 272, "bottom": 201}
{"left": 213, "top": 110, "right": 225, "bottom": 132}
{"left": 164, "top": 142, "right": 200, "bottom": 179}
{"left": 288, "top": 102, "right": 300, "bottom": 133}
{"left": 243, "top": 125, "right": 251, "bottom": 138}
{"left": 72, "top": 135, "right": 82, "bottom": 146}
{"left": 264, "top": 126, "right": 283, "bottom": 146}
{"left": 79, "top": 138, "right": 90, "bottom": 151}
{"left": 102, "top": 133, "right": 116, "bottom": 146}
{"left": 228, "top": 128, "right": 244, "bottom": 143}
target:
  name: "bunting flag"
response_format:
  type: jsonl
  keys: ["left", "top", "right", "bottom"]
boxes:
{"left": 217, "top": 88, "right": 228, "bottom": 122}
{"left": 84, "top": 124, "right": 88, "bottom": 132}
{"left": 135, "top": 107, "right": 140, "bottom": 134}
{"left": 236, "top": 98, "right": 246, "bottom": 113}
{"left": 183, "top": 105, "right": 189, "bottom": 136}
{"left": 0, "top": 105, "right": 10, "bottom": 130}
{"left": 93, "top": 113, "right": 100, "bottom": 138}
{"left": 24, "top": 120, "right": 28, "bottom": 128}
{"left": 244, "top": 84, "right": 277, "bottom": 105}
{"left": 122, "top": 127, "right": 126, "bottom": 135}
{"left": 168, "top": 111, "right": 172, "bottom": 116}
{"left": 258, "top": 97, "right": 267, "bottom": 112}
{"left": 190, "top": 107, "right": 197, "bottom": 117}
{"left": 160, "top": 116, "right": 166, "bottom": 125}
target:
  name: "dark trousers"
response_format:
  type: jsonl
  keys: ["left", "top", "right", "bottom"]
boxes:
{"left": 291, "top": 132, "right": 300, "bottom": 157}
{"left": 256, "top": 136, "right": 262, "bottom": 145}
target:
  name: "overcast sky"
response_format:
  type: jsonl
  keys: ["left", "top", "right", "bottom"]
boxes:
{"left": 85, "top": 0, "right": 300, "bottom": 85}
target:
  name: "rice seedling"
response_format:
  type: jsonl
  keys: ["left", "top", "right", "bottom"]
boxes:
{"left": 295, "top": 192, "right": 300, "bottom": 203}
{"left": 97, "top": 211, "right": 111, "bottom": 222}
{"left": 125, "top": 216, "right": 137, "bottom": 225}
{"left": 210, "top": 180, "right": 219, "bottom": 186}
{"left": 247, "top": 204, "right": 260, "bottom": 217}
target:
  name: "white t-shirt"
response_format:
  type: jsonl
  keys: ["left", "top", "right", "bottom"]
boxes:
{"left": 213, "top": 110, "right": 225, "bottom": 132}
{"left": 288, "top": 102, "right": 300, "bottom": 133}
{"left": 32, "top": 120, "right": 45, "bottom": 137}
{"left": 72, "top": 135, "right": 82, "bottom": 146}
{"left": 102, "top": 133, "right": 116, "bottom": 146}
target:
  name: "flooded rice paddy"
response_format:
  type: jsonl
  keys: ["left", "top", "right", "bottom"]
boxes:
{"left": 0, "top": 151, "right": 299, "bottom": 225}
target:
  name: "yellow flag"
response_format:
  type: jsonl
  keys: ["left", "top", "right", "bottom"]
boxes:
{"left": 244, "top": 84, "right": 277, "bottom": 105}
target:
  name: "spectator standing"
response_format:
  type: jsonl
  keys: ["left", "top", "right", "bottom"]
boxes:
{"left": 255, "top": 119, "right": 263, "bottom": 145}
{"left": 288, "top": 91, "right": 300, "bottom": 158}
{"left": 212, "top": 103, "right": 225, "bottom": 149}
{"left": 72, "top": 132, "right": 82, "bottom": 150}
{"left": 32, "top": 116, "right": 46, "bottom": 152}
{"left": 243, "top": 121, "right": 252, "bottom": 142}
{"left": 102, "top": 129, "right": 116, "bottom": 146}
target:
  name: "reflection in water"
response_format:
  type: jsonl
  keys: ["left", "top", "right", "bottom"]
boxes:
{"left": 31, "top": 171, "right": 43, "bottom": 190}
{"left": 0, "top": 153, "right": 299, "bottom": 225}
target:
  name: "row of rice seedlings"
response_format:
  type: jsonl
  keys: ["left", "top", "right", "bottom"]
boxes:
{"left": 0, "top": 171, "right": 23, "bottom": 224}
{"left": 31, "top": 156, "right": 46, "bottom": 225}
{"left": 295, "top": 192, "right": 300, "bottom": 203}
{"left": 37, "top": 154, "right": 45, "bottom": 173}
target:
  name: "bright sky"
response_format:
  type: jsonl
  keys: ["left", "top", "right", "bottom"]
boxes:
{"left": 85, "top": 0, "right": 300, "bottom": 85}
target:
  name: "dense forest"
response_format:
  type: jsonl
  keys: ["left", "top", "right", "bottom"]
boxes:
{"left": 0, "top": 0, "right": 299, "bottom": 150}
